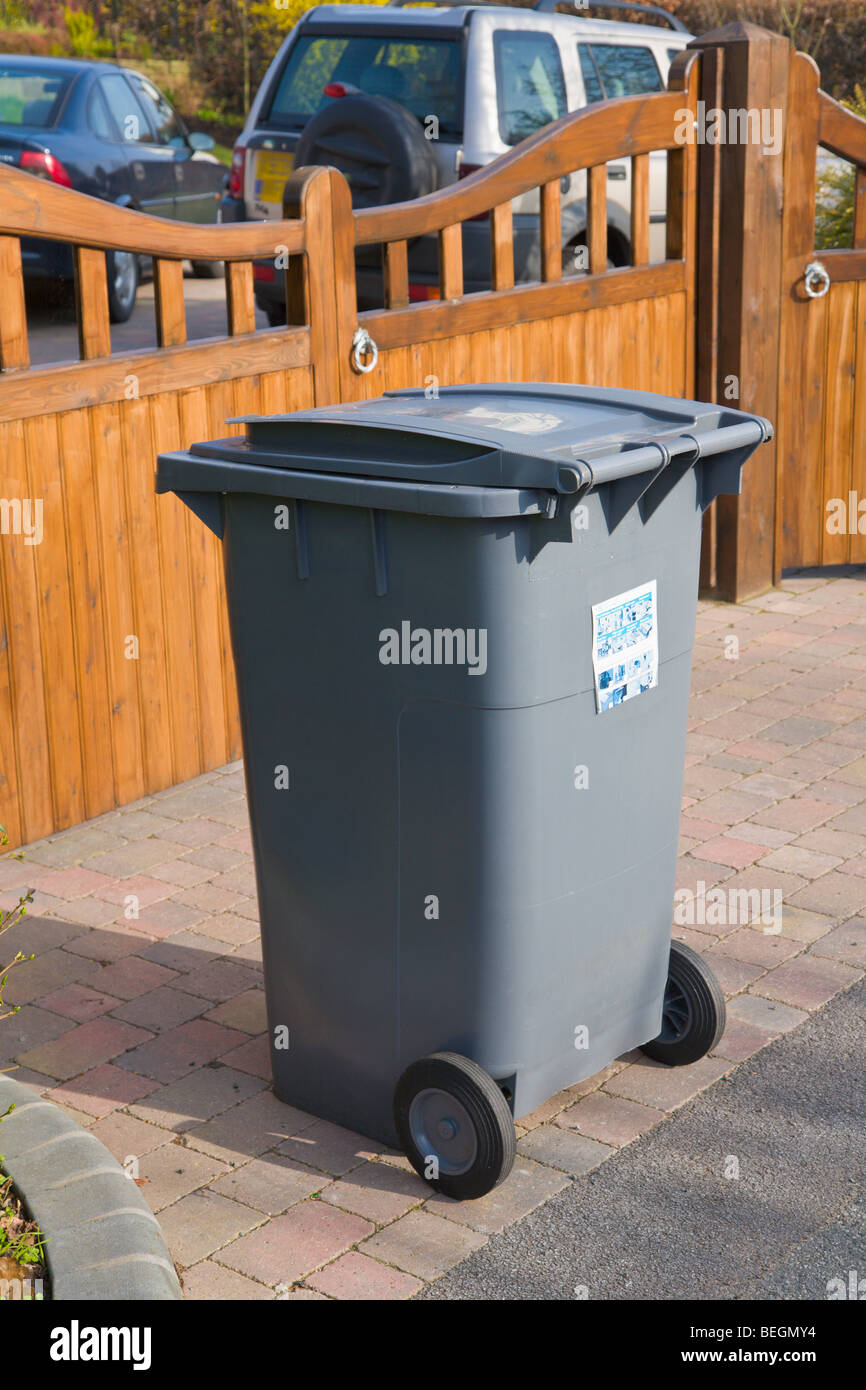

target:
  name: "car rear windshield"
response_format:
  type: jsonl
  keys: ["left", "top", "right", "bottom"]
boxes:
{"left": 266, "top": 32, "right": 463, "bottom": 139}
{"left": 0, "top": 67, "right": 71, "bottom": 127}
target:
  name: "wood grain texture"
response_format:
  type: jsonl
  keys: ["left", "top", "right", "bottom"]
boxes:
{"left": 383, "top": 241, "right": 409, "bottom": 309}
{"left": 0, "top": 235, "right": 28, "bottom": 371}
{"left": 226, "top": 261, "right": 256, "bottom": 336}
{"left": 153, "top": 258, "right": 187, "bottom": 349}
{"left": 490, "top": 203, "right": 515, "bottom": 291}
{"left": 539, "top": 180, "right": 562, "bottom": 282}
{"left": 74, "top": 247, "right": 111, "bottom": 361}
{"left": 438, "top": 223, "right": 464, "bottom": 300}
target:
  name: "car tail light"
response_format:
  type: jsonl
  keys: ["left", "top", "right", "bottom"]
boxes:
{"left": 253, "top": 262, "right": 275, "bottom": 282}
{"left": 19, "top": 150, "right": 72, "bottom": 187}
{"left": 458, "top": 161, "right": 487, "bottom": 222}
{"left": 227, "top": 144, "right": 246, "bottom": 199}
{"left": 323, "top": 82, "right": 348, "bottom": 98}
{"left": 408, "top": 283, "right": 441, "bottom": 301}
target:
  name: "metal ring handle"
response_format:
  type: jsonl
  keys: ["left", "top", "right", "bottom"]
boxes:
{"left": 803, "top": 260, "right": 830, "bottom": 299}
{"left": 351, "top": 327, "right": 379, "bottom": 374}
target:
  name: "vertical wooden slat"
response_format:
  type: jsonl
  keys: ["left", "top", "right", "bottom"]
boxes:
{"left": 383, "top": 241, "right": 410, "bottom": 309}
{"left": 694, "top": 46, "right": 723, "bottom": 592}
{"left": 226, "top": 261, "right": 257, "bottom": 335}
{"left": 57, "top": 408, "right": 116, "bottom": 820}
{"left": 539, "top": 180, "right": 562, "bottom": 283}
{"left": 153, "top": 257, "right": 187, "bottom": 348}
{"left": 630, "top": 153, "right": 650, "bottom": 268}
{"left": 284, "top": 166, "right": 356, "bottom": 405}
{"left": 587, "top": 165, "right": 607, "bottom": 275}
{"left": 121, "top": 396, "right": 174, "bottom": 792}
{"left": 0, "top": 236, "right": 29, "bottom": 371}
{"left": 74, "top": 246, "right": 111, "bottom": 360}
{"left": 439, "top": 223, "right": 464, "bottom": 300}
{"left": 854, "top": 167, "right": 866, "bottom": 249}
{"left": 821, "top": 283, "right": 856, "bottom": 565}
{"left": 490, "top": 203, "right": 514, "bottom": 291}
{"left": 150, "top": 391, "right": 202, "bottom": 786}
{"left": 183, "top": 384, "right": 228, "bottom": 773}
{"left": 774, "top": 52, "right": 823, "bottom": 575}
{"left": 851, "top": 279, "right": 866, "bottom": 563}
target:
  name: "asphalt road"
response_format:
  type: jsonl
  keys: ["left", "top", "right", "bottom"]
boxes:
{"left": 26, "top": 265, "right": 270, "bottom": 367}
{"left": 423, "top": 978, "right": 866, "bottom": 1301}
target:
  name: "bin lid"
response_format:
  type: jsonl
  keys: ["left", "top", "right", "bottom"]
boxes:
{"left": 187, "top": 384, "right": 772, "bottom": 497}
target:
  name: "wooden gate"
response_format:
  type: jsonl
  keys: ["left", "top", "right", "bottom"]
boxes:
{"left": 0, "top": 50, "right": 699, "bottom": 849}
{"left": 775, "top": 57, "right": 866, "bottom": 572}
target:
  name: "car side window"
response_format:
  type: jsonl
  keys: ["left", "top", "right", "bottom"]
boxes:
{"left": 99, "top": 73, "right": 154, "bottom": 143}
{"left": 129, "top": 73, "right": 186, "bottom": 148}
{"left": 493, "top": 32, "right": 567, "bottom": 146}
{"left": 577, "top": 43, "right": 663, "bottom": 101}
{"left": 86, "top": 83, "right": 113, "bottom": 139}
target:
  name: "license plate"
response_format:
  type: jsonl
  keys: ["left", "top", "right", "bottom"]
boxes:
{"left": 254, "top": 151, "right": 294, "bottom": 207}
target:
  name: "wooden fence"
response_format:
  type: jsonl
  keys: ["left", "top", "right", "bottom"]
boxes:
{"left": 0, "top": 23, "right": 863, "bottom": 848}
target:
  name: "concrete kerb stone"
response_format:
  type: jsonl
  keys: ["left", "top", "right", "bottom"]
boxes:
{"left": 0, "top": 1075, "right": 181, "bottom": 1300}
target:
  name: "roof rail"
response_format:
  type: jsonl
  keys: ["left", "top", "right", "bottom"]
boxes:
{"left": 385, "top": 0, "right": 689, "bottom": 30}
{"left": 534, "top": 0, "right": 688, "bottom": 31}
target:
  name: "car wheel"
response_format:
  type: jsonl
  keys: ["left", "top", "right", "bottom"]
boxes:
{"left": 105, "top": 249, "right": 139, "bottom": 323}
{"left": 294, "top": 93, "right": 439, "bottom": 211}
{"left": 190, "top": 260, "right": 224, "bottom": 279}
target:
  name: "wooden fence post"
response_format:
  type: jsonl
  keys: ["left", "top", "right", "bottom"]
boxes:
{"left": 689, "top": 23, "right": 791, "bottom": 601}
{"left": 283, "top": 165, "right": 356, "bottom": 407}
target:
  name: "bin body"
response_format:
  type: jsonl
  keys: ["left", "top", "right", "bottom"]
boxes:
{"left": 157, "top": 384, "right": 770, "bottom": 1147}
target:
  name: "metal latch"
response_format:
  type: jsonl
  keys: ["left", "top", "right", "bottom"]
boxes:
{"left": 803, "top": 260, "right": 830, "bottom": 299}
{"left": 351, "top": 327, "right": 379, "bottom": 374}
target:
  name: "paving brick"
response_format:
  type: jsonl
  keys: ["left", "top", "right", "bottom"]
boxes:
{"left": 63, "top": 926, "right": 152, "bottom": 963}
{"left": 222, "top": 1202, "right": 373, "bottom": 1286}
{"left": 693, "top": 836, "right": 770, "bottom": 869}
{"left": 361, "top": 1209, "right": 486, "bottom": 1281}
{"left": 139, "top": 1142, "right": 230, "bottom": 1212}
{"left": 89, "top": 840, "right": 187, "bottom": 877}
{"left": 786, "top": 871, "right": 866, "bottom": 919}
{"left": 89, "top": 955, "right": 179, "bottom": 1000}
{"left": 712, "top": 927, "right": 801, "bottom": 968}
{"left": 727, "top": 992, "right": 808, "bottom": 1034}
{"left": 209, "top": 1155, "right": 325, "bottom": 1214}
{"left": 603, "top": 1055, "right": 730, "bottom": 1112}
{"left": 35, "top": 981, "right": 120, "bottom": 1022}
{"left": 218, "top": 1032, "right": 271, "bottom": 1078}
{"left": 180, "top": 1260, "right": 273, "bottom": 1300}
{"left": 129, "top": 1064, "right": 266, "bottom": 1132}
{"left": 203, "top": 913, "right": 261, "bottom": 946}
{"left": 0, "top": 1003, "right": 72, "bottom": 1066}
{"left": 810, "top": 917, "right": 866, "bottom": 967}
{"left": 158, "top": 1190, "right": 263, "bottom": 1267}
{"left": 182, "top": 845, "right": 245, "bottom": 872}
{"left": 28, "top": 865, "right": 117, "bottom": 899}
{"left": 556, "top": 1093, "right": 664, "bottom": 1147}
{"left": 691, "top": 790, "right": 774, "bottom": 825}
{"left": 19, "top": 1016, "right": 153, "bottom": 1080}
{"left": 517, "top": 1124, "right": 615, "bottom": 1175}
{"left": 321, "top": 1161, "right": 428, "bottom": 1223}
{"left": 159, "top": 819, "right": 224, "bottom": 848}
{"left": 4, "top": 947, "right": 97, "bottom": 1006}
{"left": 565, "top": 1062, "right": 628, "bottom": 1098}
{"left": 517, "top": 1089, "right": 573, "bottom": 1129}
{"left": 157, "top": 784, "right": 243, "bottom": 820}
{"left": 751, "top": 797, "right": 840, "bottom": 833}
{"left": 778, "top": 905, "right": 837, "bottom": 943}
{"left": 0, "top": 912, "right": 81, "bottom": 957}
{"left": 185, "top": 1090, "right": 316, "bottom": 1163}
{"left": 425, "top": 1157, "right": 569, "bottom": 1234}
{"left": 757, "top": 844, "right": 842, "bottom": 877}
{"left": 762, "top": 716, "right": 836, "bottom": 745}
{"left": 308, "top": 1251, "right": 422, "bottom": 1301}
{"left": 171, "top": 883, "right": 246, "bottom": 914}
{"left": 700, "top": 951, "right": 765, "bottom": 995}
{"left": 204, "top": 988, "right": 267, "bottom": 1034}
{"left": 45, "top": 896, "right": 124, "bottom": 928}
{"left": 111, "top": 985, "right": 208, "bottom": 1032}
{"left": 131, "top": 900, "right": 207, "bottom": 939}
{"left": 711, "top": 1016, "right": 774, "bottom": 1062}
{"left": 116, "top": 1019, "right": 246, "bottom": 1083}
{"left": 277, "top": 1118, "right": 381, "bottom": 1177}
{"left": 750, "top": 955, "right": 861, "bottom": 1011}
{"left": 137, "top": 932, "right": 223, "bottom": 973}
{"left": 46, "top": 1062, "right": 160, "bottom": 1117}
{"left": 178, "top": 957, "right": 261, "bottom": 1003}
{"left": 148, "top": 861, "right": 216, "bottom": 889}
{"left": 90, "top": 1110, "right": 177, "bottom": 1163}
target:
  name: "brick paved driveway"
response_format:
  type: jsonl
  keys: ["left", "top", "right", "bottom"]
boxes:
{"left": 2, "top": 569, "right": 865, "bottom": 1300}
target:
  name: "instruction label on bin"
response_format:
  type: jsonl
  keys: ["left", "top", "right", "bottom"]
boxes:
{"left": 591, "top": 581, "right": 658, "bottom": 713}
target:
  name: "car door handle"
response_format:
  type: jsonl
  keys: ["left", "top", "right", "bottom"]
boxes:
{"left": 607, "top": 165, "right": 627, "bottom": 180}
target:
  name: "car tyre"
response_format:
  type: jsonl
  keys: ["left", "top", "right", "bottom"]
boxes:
{"left": 105, "top": 248, "right": 139, "bottom": 323}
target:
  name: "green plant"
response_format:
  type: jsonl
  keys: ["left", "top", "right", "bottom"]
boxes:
{"left": 0, "top": 1174, "right": 45, "bottom": 1273}
{"left": 815, "top": 84, "right": 866, "bottom": 249}
{"left": 63, "top": 4, "right": 113, "bottom": 59}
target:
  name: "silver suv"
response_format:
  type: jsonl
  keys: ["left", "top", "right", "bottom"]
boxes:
{"left": 221, "top": 0, "right": 691, "bottom": 319}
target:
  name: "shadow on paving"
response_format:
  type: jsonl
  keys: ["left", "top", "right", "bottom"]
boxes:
{"left": 422, "top": 978, "right": 866, "bottom": 1301}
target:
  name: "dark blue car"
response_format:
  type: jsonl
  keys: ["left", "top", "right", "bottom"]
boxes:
{"left": 0, "top": 55, "right": 227, "bottom": 321}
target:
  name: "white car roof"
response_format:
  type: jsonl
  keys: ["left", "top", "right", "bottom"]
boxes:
{"left": 305, "top": 4, "right": 690, "bottom": 41}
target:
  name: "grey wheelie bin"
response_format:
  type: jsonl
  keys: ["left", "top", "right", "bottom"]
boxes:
{"left": 156, "top": 383, "right": 772, "bottom": 1200}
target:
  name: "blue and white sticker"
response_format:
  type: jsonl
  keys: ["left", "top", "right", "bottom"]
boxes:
{"left": 591, "top": 580, "right": 658, "bottom": 713}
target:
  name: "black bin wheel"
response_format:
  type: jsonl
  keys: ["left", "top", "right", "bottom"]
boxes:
{"left": 641, "top": 939, "right": 726, "bottom": 1066}
{"left": 394, "top": 1052, "right": 515, "bottom": 1201}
